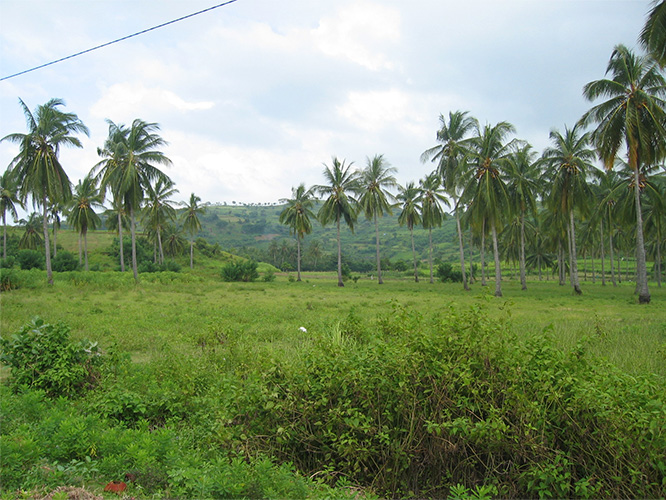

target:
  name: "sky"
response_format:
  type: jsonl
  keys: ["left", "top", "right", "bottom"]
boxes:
{"left": 0, "top": 0, "right": 652, "bottom": 213}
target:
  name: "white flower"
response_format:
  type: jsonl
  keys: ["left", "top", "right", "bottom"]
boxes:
{"left": 299, "top": 326, "right": 307, "bottom": 333}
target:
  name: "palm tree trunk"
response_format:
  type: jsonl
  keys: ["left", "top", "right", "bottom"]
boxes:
{"left": 52, "top": 223, "right": 57, "bottom": 258}
{"left": 2, "top": 212, "right": 6, "bottom": 259}
{"left": 130, "top": 206, "right": 139, "bottom": 283}
{"left": 491, "top": 220, "right": 502, "bottom": 297}
{"left": 190, "top": 240, "right": 194, "bottom": 269}
{"left": 428, "top": 228, "right": 434, "bottom": 284}
{"left": 157, "top": 229, "right": 164, "bottom": 265}
{"left": 600, "top": 221, "right": 606, "bottom": 286}
{"left": 83, "top": 228, "right": 89, "bottom": 271}
{"left": 336, "top": 218, "right": 343, "bottom": 287}
{"left": 519, "top": 211, "right": 527, "bottom": 290}
{"left": 455, "top": 210, "right": 469, "bottom": 290}
{"left": 42, "top": 197, "right": 53, "bottom": 285}
{"left": 633, "top": 167, "right": 650, "bottom": 303}
{"left": 481, "top": 219, "right": 487, "bottom": 286}
{"left": 410, "top": 226, "right": 418, "bottom": 282}
{"left": 558, "top": 240, "right": 565, "bottom": 286}
{"left": 591, "top": 249, "right": 595, "bottom": 284}
{"left": 118, "top": 211, "right": 125, "bottom": 272}
{"left": 569, "top": 210, "right": 582, "bottom": 295}
{"left": 78, "top": 233, "right": 82, "bottom": 265}
{"left": 374, "top": 214, "right": 383, "bottom": 284}
{"left": 609, "top": 221, "right": 617, "bottom": 286}
{"left": 468, "top": 226, "right": 474, "bottom": 284}
{"left": 296, "top": 235, "right": 302, "bottom": 282}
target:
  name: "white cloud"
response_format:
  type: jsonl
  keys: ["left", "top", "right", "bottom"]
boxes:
{"left": 312, "top": 3, "right": 401, "bottom": 71}
{"left": 90, "top": 83, "right": 214, "bottom": 122}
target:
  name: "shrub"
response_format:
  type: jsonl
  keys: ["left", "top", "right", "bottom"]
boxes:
{"left": 17, "top": 249, "right": 45, "bottom": 270}
{"left": 262, "top": 269, "right": 276, "bottom": 282}
{"left": 52, "top": 251, "right": 78, "bottom": 272}
{"left": 0, "top": 256, "right": 15, "bottom": 268}
{"left": 0, "top": 318, "right": 101, "bottom": 397}
{"left": 221, "top": 260, "right": 259, "bottom": 282}
{"left": 0, "top": 268, "right": 20, "bottom": 291}
{"left": 436, "top": 262, "right": 462, "bottom": 282}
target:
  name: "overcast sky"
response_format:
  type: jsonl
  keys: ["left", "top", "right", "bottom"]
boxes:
{"left": 0, "top": 0, "right": 651, "bottom": 211}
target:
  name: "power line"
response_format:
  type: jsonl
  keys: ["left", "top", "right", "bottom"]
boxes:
{"left": 0, "top": 0, "right": 239, "bottom": 82}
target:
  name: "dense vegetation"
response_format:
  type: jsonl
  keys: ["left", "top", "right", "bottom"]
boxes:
{"left": 1, "top": 272, "right": 665, "bottom": 498}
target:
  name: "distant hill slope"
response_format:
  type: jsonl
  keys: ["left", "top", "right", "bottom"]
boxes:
{"left": 198, "top": 204, "right": 460, "bottom": 265}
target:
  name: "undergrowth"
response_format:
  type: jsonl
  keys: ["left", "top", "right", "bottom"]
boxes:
{"left": 1, "top": 303, "right": 664, "bottom": 498}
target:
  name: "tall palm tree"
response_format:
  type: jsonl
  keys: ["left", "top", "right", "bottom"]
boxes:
{"left": 180, "top": 193, "right": 206, "bottom": 269}
{"left": 396, "top": 181, "right": 422, "bottom": 282}
{"left": 0, "top": 168, "right": 22, "bottom": 259}
{"left": 506, "top": 145, "right": 539, "bottom": 290}
{"left": 315, "top": 157, "right": 359, "bottom": 287}
{"left": 541, "top": 124, "right": 595, "bottom": 295}
{"left": 421, "top": 111, "right": 478, "bottom": 290}
{"left": 279, "top": 184, "right": 315, "bottom": 281}
{"left": 419, "top": 173, "right": 449, "bottom": 284}
{"left": 68, "top": 175, "right": 102, "bottom": 271}
{"left": 357, "top": 154, "right": 397, "bottom": 284}
{"left": 639, "top": 0, "right": 666, "bottom": 66}
{"left": 93, "top": 119, "right": 173, "bottom": 282}
{"left": 143, "top": 177, "right": 178, "bottom": 265}
{"left": 580, "top": 44, "right": 666, "bottom": 303}
{"left": 1, "top": 98, "right": 89, "bottom": 285}
{"left": 462, "top": 121, "right": 517, "bottom": 297}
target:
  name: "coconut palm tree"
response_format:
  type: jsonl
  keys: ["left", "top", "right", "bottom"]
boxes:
{"left": 162, "top": 224, "right": 187, "bottom": 259}
{"left": 421, "top": 111, "right": 478, "bottom": 290}
{"left": 396, "top": 181, "right": 422, "bottom": 282}
{"left": 640, "top": 0, "right": 666, "bottom": 66}
{"left": 541, "top": 124, "right": 595, "bottom": 295}
{"left": 1, "top": 98, "right": 89, "bottom": 284}
{"left": 0, "top": 168, "right": 22, "bottom": 259}
{"left": 419, "top": 173, "right": 449, "bottom": 284}
{"left": 505, "top": 145, "right": 539, "bottom": 290}
{"left": 180, "top": 193, "right": 206, "bottom": 269}
{"left": 143, "top": 177, "right": 178, "bottom": 265}
{"left": 315, "top": 157, "right": 359, "bottom": 287}
{"left": 18, "top": 213, "right": 43, "bottom": 250}
{"left": 93, "top": 119, "right": 173, "bottom": 282}
{"left": 580, "top": 44, "right": 666, "bottom": 303}
{"left": 68, "top": 175, "right": 102, "bottom": 271}
{"left": 462, "top": 121, "right": 517, "bottom": 297}
{"left": 357, "top": 154, "right": 397, "bottom": 284}
{"left": 279, "top": 183, "right": 315, "bottom": 281}
{"left": 306, "top": 240, "right": 323, "bottom": 271}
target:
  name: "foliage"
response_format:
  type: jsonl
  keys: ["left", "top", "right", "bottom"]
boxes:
{"left": 0, "top": 255, "right": 15, "bottom": 268}
{"left": 436, "top": 262, "right": 463, "bottom": 282}
{"left": 0, "top": 318, "right": 101, "bottom": 397}
{"left": 51, "top": 250, "right": 78, "bottom": 272}
{"left": 0, "top": 268, "right": 20, "bottom": 291}
{"left": 221, "top": 260, "right": 259, "bottom": 282}
{"left": 16, "top": 249, "right": 44, "bottom": 270}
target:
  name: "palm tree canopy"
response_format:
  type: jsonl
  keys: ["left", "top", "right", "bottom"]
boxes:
{"left": 580, "top": 44, "right": 666, "bottom": 170}
{"left": 315, "top": 157, "right": 359, "bottom": 231}
{"left": 2, "top": 98, "right": 89, "bottom": 207}
{"left": 181, "top": 192, "right": 206, "bottom": 237}
{"left": 396, "top": 181, "right": 422, "bottom": 231}
{"left": 419, "top": 172, "right": 449, "bottom": 229}
{"left": 142, "top": 177, "right": 178, "bottom": 232}
{"left": 1, "top": 168, "right": 22, "bottom": 222}
{"left": 420, "top": 110, "right": 478, "bottom": 193}
{"left": 506, "top": 145, "right": 539, "bottom": 216}
{"left": 357, "top": 154, "right": 398, "bottom": 220}
{"left": 639, "top": 0, "right": 666, "bottom": 67}
{"left": 541, "top": 124, "right": 596, "bottom": 215}
{"left": 279, "top": 183, "right": 315, "bottom": 239}
{"left": 68, "top": 175, "right": 103, "bottom": 234}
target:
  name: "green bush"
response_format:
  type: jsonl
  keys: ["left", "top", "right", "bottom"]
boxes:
{"left": 436, "top": 262, "right": 462, "bottom": 282}
{"left": 263, "top": 268, "right": 276, "bottom": 282}
{"left": 0, "top": 268, "right": 20, "bottom": 291}
{"left": 16, "top": 249, "right": 44, "bottom": 270}
{"left": 0, "top": 318, "right": 101, "bottom": 397}
{"left": 0, "top": 256, "right": 15, "bottom": 268}
{"left": 52, "top": 251, "right": 78, "bottom": 272}
{"left": 221, "top": 260, "right": 259, "bottom": 282}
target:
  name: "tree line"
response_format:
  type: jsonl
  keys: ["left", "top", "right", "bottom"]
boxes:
{"left": 1, "top": 4, "right": 665, "bottom": 302}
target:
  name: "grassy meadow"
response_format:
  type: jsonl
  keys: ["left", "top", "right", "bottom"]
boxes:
{"left": 1, "top": 252, "right": 665, "bottom": 497}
